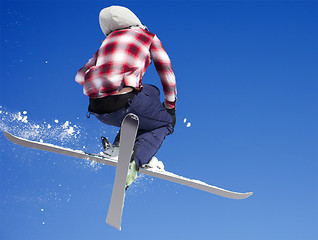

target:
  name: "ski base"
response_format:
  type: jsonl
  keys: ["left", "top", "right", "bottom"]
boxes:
{"left": 106, "top": 114, "right": 139, "bottom": 230}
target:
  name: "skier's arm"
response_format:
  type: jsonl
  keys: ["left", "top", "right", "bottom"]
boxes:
{"left": 150, "top": 35, "right": 177, "bottom": 109}
{"left": 75, "top": 52, "right": 98, "bottom": 85}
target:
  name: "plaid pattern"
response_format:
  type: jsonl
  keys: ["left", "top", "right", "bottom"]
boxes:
{"left": 75, "top": 28, "right": 177, "bottom": 109}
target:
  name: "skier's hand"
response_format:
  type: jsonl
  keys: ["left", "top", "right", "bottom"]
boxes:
{"left": 163, "top": 103, "right": 176, "bottom": 128}
{"left": 167, "top": 108, "right": 176, "bottom": 128}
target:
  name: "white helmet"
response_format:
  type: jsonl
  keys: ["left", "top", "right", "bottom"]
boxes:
{"left": 99, "top": 6, "right": 144, "bottom": 36}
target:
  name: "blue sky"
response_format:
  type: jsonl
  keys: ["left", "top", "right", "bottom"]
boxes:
{"left": 1, "top": 0, "right": 317, "bottom": 239}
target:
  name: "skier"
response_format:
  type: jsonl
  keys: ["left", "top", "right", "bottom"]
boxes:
{"left": 75, "top": 6, "right": 177, "bottom": 186}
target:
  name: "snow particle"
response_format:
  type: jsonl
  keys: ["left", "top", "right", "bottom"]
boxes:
{"left": 67, "top": 126, "right": 75, "bottom": 135}
{"left": 183, "top": 117, "right": 192, "bottom": 127}
{"left": 17, "top": 112, "right": 28, "bottom": 123}
{"left": 54, "top": 119, "right": 59, "bottom": 123}
{"left": 62, "top": 121, "right": 69, "bottom": 128}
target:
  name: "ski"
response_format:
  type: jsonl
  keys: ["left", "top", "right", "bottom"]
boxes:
{"left": 3, "top": 131, "right": 253, "bottom": 200}
{"left": 106, "top": 113, "right": 139, "bottom": 230}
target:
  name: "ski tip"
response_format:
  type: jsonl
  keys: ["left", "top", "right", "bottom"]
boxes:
{"left": 3, "top": 131, "right": 12, "bottom": 140}
{"left": 226, "top": 191, "right": 253, "bottom": 200}
{"left": 125, "top": 113, "right": 139, "bottom": 121}
{"left": 242, "top": 192, "right": 253, "bottom": 199}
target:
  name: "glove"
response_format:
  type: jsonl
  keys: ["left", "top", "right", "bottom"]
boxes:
{"left": 164, "top": 103, "right": 176, "bottom": 128}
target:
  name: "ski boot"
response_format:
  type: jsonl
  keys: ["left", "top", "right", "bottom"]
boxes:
{"left": 142, "top": 156, "right": 164, "bottom": 170}
{"left": 125, "top": 157, "right": 164, "bottom": 190}
{"left": 125, "top": 160, "right": 138, "bottom": 190}
{"left": 100, "top": 136, "right": 119, "bottom": 160}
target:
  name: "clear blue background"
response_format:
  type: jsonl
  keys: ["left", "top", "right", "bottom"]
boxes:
{"left": 1, "top": 0, "right": 317, "bottom": 239}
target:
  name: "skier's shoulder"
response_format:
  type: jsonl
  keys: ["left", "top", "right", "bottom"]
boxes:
{"left": 108, "top": 27, "right": 156, "bottom": 41}
{"left": 133, "top": 27, "right": 156, "bottom": 39}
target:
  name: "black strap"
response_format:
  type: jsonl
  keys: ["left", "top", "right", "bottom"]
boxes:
{"left": 88, "top": 90, "right": 136, "bottom": 115}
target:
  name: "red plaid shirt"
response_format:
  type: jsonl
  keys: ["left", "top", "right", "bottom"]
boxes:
{"left": 75, "top": 28, "right": 177, "bottom": 109}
